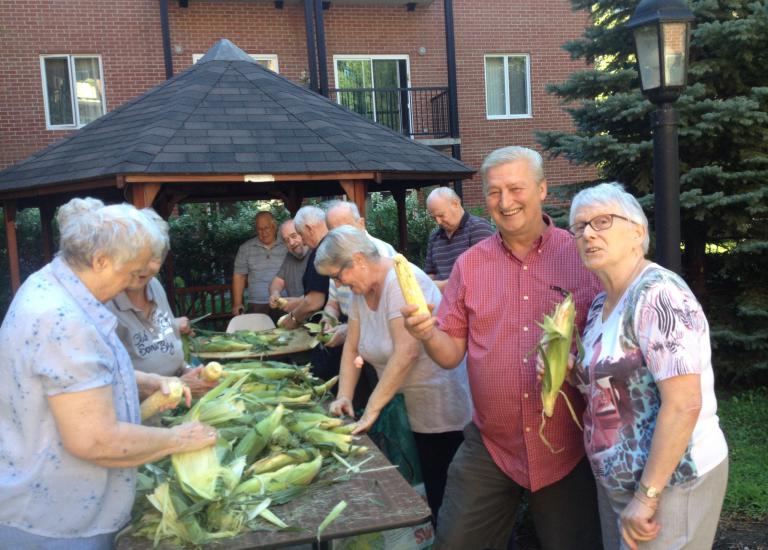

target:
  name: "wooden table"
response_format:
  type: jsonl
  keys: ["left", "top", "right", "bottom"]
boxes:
{"left": 117, "top": 437, "right": 432, "bottom": 549}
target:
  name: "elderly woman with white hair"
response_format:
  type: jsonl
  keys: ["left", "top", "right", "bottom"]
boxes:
{"left": 567, "top": 183, "right": 728, "bottom": 550}
{"left": 108, "top": 209, "right": 218, "bottom": 398}
{"left": 0, "top": 198, "right": 217, "bottom": 549}
{"left": 315, "top": 225, "right": 472, "bottom": 524}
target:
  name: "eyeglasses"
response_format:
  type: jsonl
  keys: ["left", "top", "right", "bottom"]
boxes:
{"left": 568, "top": 214, "right": 636, "bottom": 238}
{"left": 329, "top": 261, "right": 350, "bottom": 283}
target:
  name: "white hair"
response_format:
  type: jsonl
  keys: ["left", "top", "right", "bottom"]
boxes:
{"left": 315, "top": 225, "right": 379, "bottom": 272}
{"left": 569, "top": 182, "right": 650, "bottom": 254}
{"left": 141, "top": 208, "right": 170, "bottom": 259}
{"left": 57, "top": 198, "right": 162, "bottom": 269}
{"left": 294, "top": 205, "right": 326, "bottom": 232}
{"left": 427, "top": 186, "right": 460, "bottom": 204}
{"left": 324, "top": 200, "right": 361, "bottom": 220}
{"left": 480, "top": 146, "right": 544, "bottom": 194}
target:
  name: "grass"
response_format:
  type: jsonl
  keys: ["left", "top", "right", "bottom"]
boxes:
{"left": 717, "top": 387, "right": 768, "bottom": 520}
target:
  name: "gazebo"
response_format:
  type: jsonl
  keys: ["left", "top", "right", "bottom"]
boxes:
{"left": 0, "top": 39, "right": 473, "bottom": 310}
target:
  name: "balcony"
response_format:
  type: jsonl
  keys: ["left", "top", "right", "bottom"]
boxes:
{"left": 329, "top": 86, "right": 452, "bottom": 142}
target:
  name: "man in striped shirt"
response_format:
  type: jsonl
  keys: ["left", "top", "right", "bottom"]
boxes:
{"left": 403, "top": 147, "right": 603, "bottom": 550}
{"left": 424, "top": 187, "right": 494, "bottom": 291}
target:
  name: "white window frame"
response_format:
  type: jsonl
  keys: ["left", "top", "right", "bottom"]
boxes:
{"left": 192, "top": 53, "right": 279, "bottom": 72}
{"left": 332, "top": 54, "right": 412, "bottom": 132}
{"left": 40, "top": 54, "right": 107, "bottom": 130}
{"left": 484, "top": 54, "right": 532, "bottom": 120}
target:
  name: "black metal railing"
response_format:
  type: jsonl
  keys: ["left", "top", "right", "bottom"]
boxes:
{"left": 329, "top": 86, "right": 450, "bottom": 139}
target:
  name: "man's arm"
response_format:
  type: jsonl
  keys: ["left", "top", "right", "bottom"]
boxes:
{"left": 401, "top": 303, "right": 467, "bottom": 368}
{"left": 278, "top": 290, "right": 326, "bottom": 328}
{"left": 231, "top": 274, "right": 247, "bottom": 316}
{"left": 268, "top": 276, "right": 286, "bottom": 308}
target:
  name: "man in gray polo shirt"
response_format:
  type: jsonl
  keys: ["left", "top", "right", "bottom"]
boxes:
{"left": 425, "top": 187, "right": 494, "bottom": 291}
{"left": 269, "top": 218, "right": 310, "bottom": 313}
{"left": 232, "top": 211, "right": 287, "bottom": 318}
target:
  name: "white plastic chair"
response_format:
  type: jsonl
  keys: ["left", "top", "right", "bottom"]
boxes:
{"left": 226, "top": 313, "right": 276, "bottom": 333}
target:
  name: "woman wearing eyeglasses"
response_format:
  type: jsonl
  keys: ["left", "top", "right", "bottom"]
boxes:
{"left": 567, "top": 183, "right": 728, "bottom": 550}
{"left": 314, "top": 225, "right": 472, "bottom": 525}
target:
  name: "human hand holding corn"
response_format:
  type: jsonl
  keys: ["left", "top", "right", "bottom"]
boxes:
{"left": 169, "top": 421, "right": 219, "bottom": 454}
{"left": 329, "top": 396, "right": 354, "bottom": 418}
{"left": 400, "top": 302, "right": 438, "bottom": 341}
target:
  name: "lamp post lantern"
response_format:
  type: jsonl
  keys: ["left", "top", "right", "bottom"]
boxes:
{"left": 627, "top": 0, "right": 694, "bottom": 274}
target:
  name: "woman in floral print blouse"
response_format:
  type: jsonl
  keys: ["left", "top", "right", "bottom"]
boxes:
{"left": 567, "top": 183, "right": 728, "bottom": 550}
{"left": 0, "top": 198, "right": 216, "bottom": 549}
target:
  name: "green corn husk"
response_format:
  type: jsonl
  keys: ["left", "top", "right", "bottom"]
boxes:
{"left": 196, "top": 336, "right": 252, "bottom": 352}
{"left": 536, "top": 293, "right": 583, "bottom": 453}
{"left": 247, "top": 447, "right": 319, "bottom": 475}
{"left": 233, "top": 454, "right": 323, "bottom": 497}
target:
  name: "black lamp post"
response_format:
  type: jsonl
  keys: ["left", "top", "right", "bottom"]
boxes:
{"left": 627, "top": 0, "right": 694, "bottom": 274}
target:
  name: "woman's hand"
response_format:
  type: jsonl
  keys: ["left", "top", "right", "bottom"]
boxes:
{"left": 329, "top": 396, "right": 355, "bottom": 418}
{"left": 620, "top": 496, "right": 661, "bottom": 550}
{"left": 180, "top": 366, "right": 219, "bottom": 398}
{"left": 351, "top": 407, "right": 380, "bottom": 435}
{"left": 176, "top": 316, "right": 192, "bottom": 335}
{"left": 169, "top": 421, "right": 218, "bottom": 453}
{"left": 400, "top": 303, "right": 437, "bottom": 341}
{"left": 137, "top": 372, "right": 192, "bottom": 407}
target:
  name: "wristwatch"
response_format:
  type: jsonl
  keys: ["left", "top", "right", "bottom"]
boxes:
{"left": 638, "top": 481, "right": 660, "bottom": 499}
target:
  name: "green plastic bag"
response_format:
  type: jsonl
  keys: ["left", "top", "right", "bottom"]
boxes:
{"left": 367, "top": 394, "right": 423, "bottom": 486}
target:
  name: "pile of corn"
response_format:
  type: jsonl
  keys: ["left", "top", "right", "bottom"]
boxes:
{"left": 190, "top": 328, "right": 296, "bottom": 354}
{"left": 128, "top": 360, "right": 368, "bottom": 547}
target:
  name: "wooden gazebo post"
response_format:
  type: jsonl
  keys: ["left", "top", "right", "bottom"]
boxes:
{"left": 3, "top": 200, "right": 21, "bottom": 292}
{"left": 40, "top": 202, "right": 56, "bottom": 263}
{"left": 339, "top": 179, "right": 368, "bottom": 221}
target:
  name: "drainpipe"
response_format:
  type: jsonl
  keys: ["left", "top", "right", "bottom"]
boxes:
{"left": 314, "top": 0, "right": 329, "bottom": 97}
{"left": 444, "top": 0, "right": 462, "bottom": 198}
{"left": 159, "top": 0, "right": 174, "bottom": 79}
{"left": 304, "top": 0, "right": 319, "bottom": 92}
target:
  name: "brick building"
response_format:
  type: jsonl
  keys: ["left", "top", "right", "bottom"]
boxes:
{"left": 0, "top": 0, "right": 595, "bottom": 206}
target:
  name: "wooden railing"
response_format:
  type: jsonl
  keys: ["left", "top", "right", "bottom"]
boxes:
{"left": 172, "top": 284, "right": 232, "bottom": 331}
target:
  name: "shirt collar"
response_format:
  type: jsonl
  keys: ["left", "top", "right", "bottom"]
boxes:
{"left": 51, "top": 256, "right": 118, "bottom": 335}
{"left": 492, "top": 214, "right": 555, "bottom": 256}
{"left": 437, "top": 210, "right": 470, "bottom": 239}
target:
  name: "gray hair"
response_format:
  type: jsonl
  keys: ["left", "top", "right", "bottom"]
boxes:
{"left": 294, "top": 205, "right": 326, "bottom": 232}
{"left": 279, "top": 218, "right": 295, "bottom": 233}
{"left": 569, "top": 182, "right": 650, "bottom": 254}
{"left": 480, "top": 146, "right": 545, "bottom": 194}
{"left": 254, "top": 210, "right": 278, "bottom": 229}
{"left": 141, "top": 208, "right": 170, "bottom": 259}
{"left": 324, "top": 199, "right": 361, "bottom": 220}
{"left": 315, "top": 225, "right": 380, "bottom": 272}
{"left": 427, "top": 186, "right": 460, "bottom": 204}
{"left": 56, "top": 198, "right": 161, "bottom": 269}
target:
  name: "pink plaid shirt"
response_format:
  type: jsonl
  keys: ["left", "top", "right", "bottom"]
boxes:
{"left": 436, "top": 218, "right": 600, "bottom": 491}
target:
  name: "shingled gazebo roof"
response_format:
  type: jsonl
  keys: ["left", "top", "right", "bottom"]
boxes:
{"left": 0, "top": 39, "right": 472, "bottom": 197}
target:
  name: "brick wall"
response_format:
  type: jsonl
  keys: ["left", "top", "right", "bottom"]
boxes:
{"left": 0, "top": 0, "right": 595, "bottom": 205}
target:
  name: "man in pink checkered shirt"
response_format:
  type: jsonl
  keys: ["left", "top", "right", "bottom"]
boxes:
{"left": 403, "top": 147, "right": 604, "bottom": 550}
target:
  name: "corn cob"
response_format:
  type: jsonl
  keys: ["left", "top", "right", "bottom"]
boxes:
{"left": 536, "top": 293, "right": 583, "bottom": 453}
{"left": 140, "top": 380, "right": 184, "bottom": 421}
{"left": 202, "top": 361, "right": 224, "bottom": 382}
{"left": 393, "top": 254, "right": 429, "bottom": 316}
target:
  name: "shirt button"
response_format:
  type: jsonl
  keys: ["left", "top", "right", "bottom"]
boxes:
{"left": 523, "top": 357, "right": 528, "bottom": 363}
{"left": 523, "top": 265, "right": 528, "bottom": 270}
{"left": 523, "top": 326, "right": 529, "bottom": 332}
{"left": 525, "top": 427, "right": 531, "bottom": 433}
{"left": 523, "top": 295, "right": 529, "bottom": 300}
{"left": 524, "top": 393, "right": 529, "bottom": 398}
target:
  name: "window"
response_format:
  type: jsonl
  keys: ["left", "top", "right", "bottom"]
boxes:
{"left": 333, "top": 55, "right": 410, "bottom": 133}
{"left": 192, "top": 53, "right": 279, "bottom": 73}
{"left": 40, "top": 55, "right": 106, "bottom": 129}
{"left": 484, "top": 54, "right": 531, "bottom": 119}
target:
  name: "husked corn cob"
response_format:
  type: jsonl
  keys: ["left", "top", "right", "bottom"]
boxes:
{"left": 202, "top": 362, "right": 224, "bottom": 382}
{"left": 140, "top": 380, "right": 184, "bottom": 421}
{"left": 393, "top": 254, "right": 429, "bottom": 316}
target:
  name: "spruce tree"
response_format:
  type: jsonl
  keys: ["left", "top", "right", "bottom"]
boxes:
{"left": 538, "top": 0, "right": 768, "bottom": 384}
